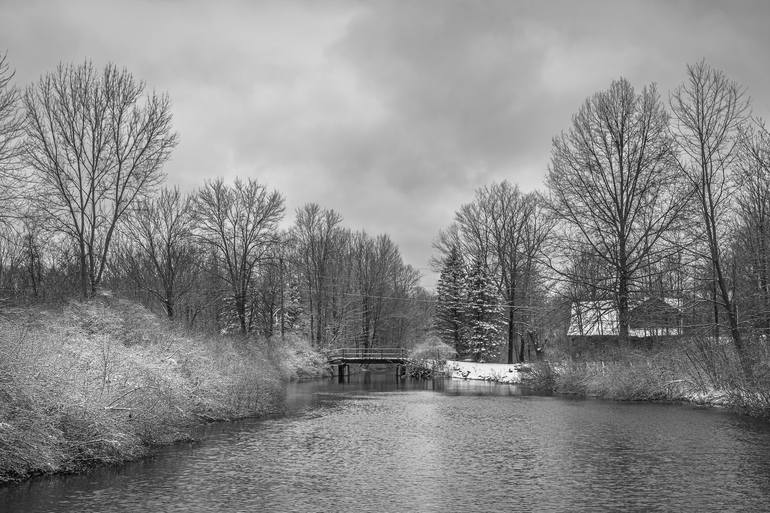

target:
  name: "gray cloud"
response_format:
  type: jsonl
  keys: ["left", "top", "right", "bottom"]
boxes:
{"left": 3, "top": 0, "right": 770, "bottom": 288}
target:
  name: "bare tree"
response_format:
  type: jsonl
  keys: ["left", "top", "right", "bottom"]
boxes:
{"left": 319, "top": 226, "right": 358, "bottom": 346}
{"left": 0, "top": 52, "right": 25, "bottom": 223}
{"left": 434, "top": 183, "right": 553, "bottom": 362}
{"left": 735, "top": 120, "right": 770, "bottom": 332}
{"left": 517, "top": 191, "right": 555, "bottom": 360}
{"left": 292, "top": 203, "right": 344, "bottom": 346}
{"left": 350, "top": 232, "right": 408, "bottom": 348}
{"left": 0, "top": 224, "right": 23, "bottom": 296}
{"left": 548, "top": 77, "right": 684, "bottom": 344}
{"left": 379, "top": 260, "right": 421, "bottom": 347}
{"left": 670, "top": 60, "right": 752, "bottom": 377}
{"left": 24, "top": 61, "right": 177, "bottom": 298}
{"left": 456, "top": 182, "right": 553, "bottom": 362}
{"left": 456, "top": 196, "right": 493, "bottom": 268}
{"left": 195, "top": 177, "right": 284, "bottom": 334}
{"left": 121, "top": 187, "right": 198, "bottom": 319}
{"left": 560, "top": 245, "right": 617, "bottom": 303}
{"left": 430, "top": 224, "right": 464, "bottom": 280}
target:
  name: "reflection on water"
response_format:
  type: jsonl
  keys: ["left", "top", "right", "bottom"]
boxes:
{"left": 3, "top": 370, "right": 770, "bottom": 512}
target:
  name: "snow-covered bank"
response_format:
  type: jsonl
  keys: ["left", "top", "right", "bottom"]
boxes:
{"left": 442, "top": 358, "right": 770, "bottom": 420}
{"left": 0, "top": 300, "right": 327, "bottom": 484}
{"left": 443, "top": 360, "right": 535, "bottom": 384}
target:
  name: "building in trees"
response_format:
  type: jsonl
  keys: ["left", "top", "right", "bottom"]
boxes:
{"left": 628, "top": 298, "right": 682, "bottom": 338}
{"left": 547, "top": 77, "right": 685, "bottom": 345}
{"left": 567, "top": 300, "right": 618, "bottom": 337}
{"left": 568, "top": 298, "right": 682, "bottom": 339}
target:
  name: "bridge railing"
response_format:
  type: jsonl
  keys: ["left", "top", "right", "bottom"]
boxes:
{"left": 326, "top": 347, "right": 408, "bottom": 361}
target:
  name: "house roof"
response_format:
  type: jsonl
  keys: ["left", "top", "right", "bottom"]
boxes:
{"left": 568, "top": 298, "right": 682, "bottom": 336}
{"left": 628, "top": 297, "right": 681, "bottom": 329}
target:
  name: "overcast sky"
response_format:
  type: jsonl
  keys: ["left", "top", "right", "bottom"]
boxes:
{"left": 3, "top": 0, "right": 770, "bottom": 289}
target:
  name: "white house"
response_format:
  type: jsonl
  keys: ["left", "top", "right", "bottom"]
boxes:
{"left": 568, "top": 298, "right": 682, "bottom": 337}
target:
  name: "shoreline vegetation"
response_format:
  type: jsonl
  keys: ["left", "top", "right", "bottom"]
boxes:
{"left": 442, "top": 351, "right": 770, "bottom": 418}
{"left": 3, "top": 297, "right": 769, "bottom": 486}
{"left": 0, "top": 298, "right": 328, "bottom": 485}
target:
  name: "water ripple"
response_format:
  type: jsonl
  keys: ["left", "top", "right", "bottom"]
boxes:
{"left": 3, "top": 378, "right": 770, "bottom": 512}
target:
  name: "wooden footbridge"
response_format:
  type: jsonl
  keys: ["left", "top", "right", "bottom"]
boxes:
{"left": 326, "top": 347, "right": 409, "bottom": 381}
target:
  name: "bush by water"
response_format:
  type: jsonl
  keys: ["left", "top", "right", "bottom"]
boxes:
{"left": 548, "top": 336, "right": 770, "bottom": 418}
{"left": 0, "top": 298, "right": 323, "bottom": 483}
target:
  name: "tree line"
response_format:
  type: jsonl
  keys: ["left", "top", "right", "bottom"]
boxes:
{"left": 434, "top": 61, "right": 770, "bottom": 379}
{"left": 3, "top": 53, "right": 769, "bottom": 373}
{"left": 0, "top": 54, "right": 431, "bottom": 348}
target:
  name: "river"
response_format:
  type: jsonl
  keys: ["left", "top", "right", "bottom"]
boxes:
{"left": 3, "top": 370, "right": 770, "bottom": 512}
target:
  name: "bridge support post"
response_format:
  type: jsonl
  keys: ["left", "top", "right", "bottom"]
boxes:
{"left": 337, "top": 364, "right": 349, "bottom": 383}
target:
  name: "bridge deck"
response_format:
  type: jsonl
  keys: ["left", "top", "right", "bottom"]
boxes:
{"left": 326, "top": 347, "right": 409, "bottom": 365}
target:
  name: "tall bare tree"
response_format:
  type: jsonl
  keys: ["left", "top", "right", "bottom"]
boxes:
{"left": 195, "top": 177, "right": 284, "bottom": 334}
{"left": 456, "top": 182, "right": 552, "bottom": 362}
{"left": 548, "top": 77, "right": 684, "bottom": 344}
{"left": 735, "top": 121, "right": 770, "bottom": 332}
{"left": 670, "top": 61, "right": 752, "bottom": 377}
{"left": 0, "top": 52, "right": 24, "bottom": 224}
{"left": 24, "top": 61, "right": 177, "bottom": 298}
{"left": 292, "top": 203, "right": 343, "bottom": 347}
{"left": 517, "top": 191, "right": 554, "bottom": 360}
{"left": 120, "top": 187, "right": 198, "bottom": 319}
{"left": 352, "top": 232, "right": 400, "bottom": 348}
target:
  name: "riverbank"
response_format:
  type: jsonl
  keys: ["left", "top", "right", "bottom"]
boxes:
{"left": 550, "top": 359, "right": 770, "bottom": 417}
{"left": 444, "top": 360, "right": 535, "bottom": 384}
{"left": 0, "top": 298, "right": 326, "bottom": 484}
{"left": 444, "top": 355, "right": 770, "bottom": 418}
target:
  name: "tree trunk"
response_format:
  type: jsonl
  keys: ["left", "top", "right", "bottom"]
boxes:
{"left": 165, "top": 282, "right": 175, "bottom": 318}
{"left": 714, "top": 256, "right": 753, "bottom": 380}
{"left": 236, "top": 294, "right": 248, "bottom": 334}
{"left": 712, "top": 271, "right": 720, "bottom": 342}
{"left": 164, "top": 299, "right": 174, "bottom": 319}
{"left": 727, "top": 309, "right": 752, "bottom": 381}
{"left": 618, "top": 238, "right": 630, "bottom": 344}
{"left": 618, "top": 274, "right": 630, "bottom": 345}
{"left": 507, "top": 305, "right": 515, "bottom": 364}
{"left": 361, "top": 297, "right": 369, "bottom": 349}
{"left": 279, "top": 256, "right": 285, "bottom": 337}
{"left": 759, "top": 231, "right": 770, "bottom": 333}
{"left": 316, "top": 283, "right": 325, "bottom": 346}
{"left": 307, "top": 284, "right": 315, "bottom": 346}
{"left": 507, "top": 275, "right": 517, "bottom": 363}
{"left": 79, "top": 241, "right": 89, "bottom": 300}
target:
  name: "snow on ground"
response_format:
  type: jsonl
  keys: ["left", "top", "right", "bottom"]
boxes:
{"left": 443, "top": 360, "right": 532, "bottom": 384}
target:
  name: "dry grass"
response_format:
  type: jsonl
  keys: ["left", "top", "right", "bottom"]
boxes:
{"left": 551, "top": 338, "right": 770, "bottom": 416}
{"left": 553, "top": 358, "right": 692, "bottom": 401}
{"left": 0, "top": 298, "right": 318, "bottom": 483}
{"left": 264, "top": 332, "right": 330, "bottom": 381}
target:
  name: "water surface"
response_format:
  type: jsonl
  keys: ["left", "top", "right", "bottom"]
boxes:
{"left": 3, "top": 372, "right": 770, "bottom": 512}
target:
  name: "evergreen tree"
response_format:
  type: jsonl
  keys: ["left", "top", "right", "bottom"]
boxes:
{"left": 466, "top": 257, "right": 503, "bottom": 362}
{"left": 435, "top": 244, "right": 468, "bottom": 356}
{"left": 282, "top": 279, "right": 304, "bottom": 334}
